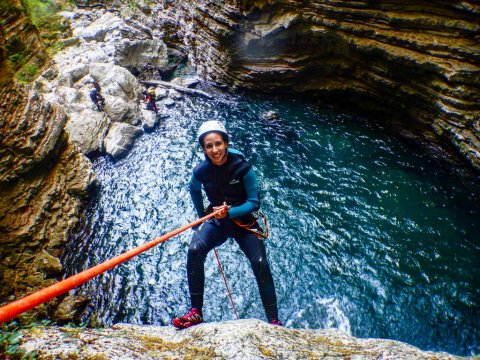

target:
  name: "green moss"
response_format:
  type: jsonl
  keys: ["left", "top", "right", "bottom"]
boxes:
{"left": 0, "top": 320, "right": 50, "bottom": 359}
{"left": 258, "top": 344, "right": 274, "bottom": 357}
{"left": 8, "top": 52, "right": 27, "bottom": 67}
{"left": 20, "top": 0, "right": 70, "bottom": 27}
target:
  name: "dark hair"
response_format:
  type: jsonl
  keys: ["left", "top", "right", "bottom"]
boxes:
{"left": 199, "top": 131, "right": 229, "bottom": 148}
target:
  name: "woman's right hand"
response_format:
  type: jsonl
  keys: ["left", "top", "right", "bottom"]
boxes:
{"left": 213, "top": 203, "right": 230, "bottom": 219}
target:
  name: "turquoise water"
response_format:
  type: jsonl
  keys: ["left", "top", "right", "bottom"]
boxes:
{"left": 64, "top": 93, "right": 480, "bottom": 356}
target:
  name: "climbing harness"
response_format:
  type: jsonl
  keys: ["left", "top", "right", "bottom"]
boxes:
{"left": 232, "top": 211, "right": 269, "bottom": 239}
{"left": 0, "top": 209, "right": 224, "bottom": 324}
{"left": 214, "top": 248, "right": 239, "bottom": 320}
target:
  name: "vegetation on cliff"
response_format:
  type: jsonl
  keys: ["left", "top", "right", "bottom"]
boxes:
{"left": 0, "top": 0, "right": 73, "bottom": 85}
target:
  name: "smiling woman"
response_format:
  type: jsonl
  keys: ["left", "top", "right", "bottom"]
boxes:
{"left": 63, "top": 93, "right": 480, "bottom": 356}
{"left": 171, "top": 120, "right": 281, "bottom": 328}
{"left": 198, "top": 120, "right": 229, "bottom": 166}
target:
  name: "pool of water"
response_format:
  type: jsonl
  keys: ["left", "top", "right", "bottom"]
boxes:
{"left": 64, "top": 92, "right": 480, "bottom": 356}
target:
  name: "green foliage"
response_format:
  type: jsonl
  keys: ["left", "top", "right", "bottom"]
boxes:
{"left": 16, "top": 63, "right": 41, "bottom": 83}
{"left": 0, "top": 320, "right": 49, "bottom": 360}
{"left": 5, "top": 38, "right": 26, "bottom": 57}
{"left": 20, "top": 0, "right": 73, "bottom": 42}
{"left": 21, "top": 0, "right": 61, "bottom": 27}
{"left": 7, "top": 53, "right": 27, "bottom": 67}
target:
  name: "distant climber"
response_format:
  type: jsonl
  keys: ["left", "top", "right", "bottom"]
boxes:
{"left": 143, "top": 87, "right": 159, "bottom": 115}
{"left": 89, "top": 81, "right": 105, "bottom": 112}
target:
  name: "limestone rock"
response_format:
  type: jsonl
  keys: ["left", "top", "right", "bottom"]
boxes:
{"left": 141, "top": 108, "right": 158, "bottom": 131}
{"left": 163, "top": 98, "right": 176, "bottom": 107}
{"left": 72, "top": 12, "right": 121, "bottom": 42}
{"left": 20, "top": 320, "right": 460, "bottom": 359}
{"left": 65, "top": 109, "right": 110, "bottom": 154}
{"left": 169, "top": 89, "right": 183, "bottom": 100}
{"left": 104, "top": 122, "right": 143, "bottom": 159}
{"left": 35, "top": 250, "right": 63, "bottom": 276}
{"left": 0, "top": 83, "right": 94, "bottom": 314}
{"left": 103, "top": 95, "right": 139, "bottom": 125}
{"left": 262, "top": 110, "right": 280, "bottom": 121}
{"left": 90, "top": 64, "right": 142, "bottom": 102}
{"left": 170, "top": 76, "right": 200, "bottom": 89}
{"left": 114, "top": 38, "right": 169, "bottom": 74}
{"left": 54, "top": 294, "right": 90, "bottom": 323}
{"left": 155, "top": 87, "right": 168, "bottom": 99}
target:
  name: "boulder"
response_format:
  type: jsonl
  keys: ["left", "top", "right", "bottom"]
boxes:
{"left": 35, "top": 250, "right": 62, "bottom": 276}
{"left": 141, "top": 108, "right": 158, "bottom": 131}
{"left": 72, "top": 12, "right": 122, "bottom": 42}
{"left": 171, "top": 76, "right": 200, "bottom": 88}
{"left": 56, "top": 86, "right": 81, "bottom": 106}
{"left": 73, "top": 22, "right": 107, "bottom": 43}
{"left": 163, "top": 98, "right": 176, "bottom": 107}
{"left": 169, "top": 89, "right": 183, "bottom": 100}
{"left": 64, "top": 64, "right": 90, "bottom": 84}
{"left": 65, "top": 109, "right": 110, "bottom": 154}
{"left": 262, "top": 110, "right": 280, "bottom": 121}
{"left": 54, "top": 294, "right": 90, "bottom": 323}
{"left": 103, "top": 95, "right": 138, "bottom": 125}
{"left": 103, "top": 122, "right": 143, "bottom": 159}
{"left": 114, "top": 38, "right": 169, "bottom": 74}
{"left": 90, "top": 64, "right": 143, "bottom": 102}
{"left": 155, "top": 88, "right": 168, "bottom": 100}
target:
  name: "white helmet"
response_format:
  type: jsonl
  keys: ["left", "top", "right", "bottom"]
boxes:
{"left": 197, "top": 120, "right": 228, "bottom": 145}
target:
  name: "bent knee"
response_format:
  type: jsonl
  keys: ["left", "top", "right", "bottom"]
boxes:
{"left": 188, "top": 238, "right": 208, "bottom": 259}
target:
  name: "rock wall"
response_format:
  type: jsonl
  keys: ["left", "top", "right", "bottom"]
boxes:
{"left": 150, "top": 0, "right": 480, "bottom": 172}
{"left": 0, "top": 5, "right": 185, "bottom": 321}
{"left": 0, "top": 2, "right": 94, "bottom": 320}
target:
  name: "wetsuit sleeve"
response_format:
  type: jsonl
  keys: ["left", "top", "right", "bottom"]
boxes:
{"left": 189, "top": 174, "right": 205, "bottom": 218}
{"left": 228, "top": 168, "right": 260, "bottom": 219}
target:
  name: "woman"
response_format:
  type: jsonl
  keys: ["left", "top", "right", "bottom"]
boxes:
{"left": 172, "top": 120, "right": 282, "bottom": 328}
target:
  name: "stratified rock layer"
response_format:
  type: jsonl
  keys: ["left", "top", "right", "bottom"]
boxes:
{"left": 0, "top": 82, "right": 94, "bottom": 319}
{"left": 0, "top": 2, "right": 94, "bottom": 320}
{"left": 20, "top": 320, "right": 460, "bottom": 359}
{"left": 155, "top": 0, "right": 480, "bottom": 171}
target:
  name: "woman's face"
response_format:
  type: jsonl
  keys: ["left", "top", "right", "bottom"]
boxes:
{"left": 203, "top": 132, "right": 228, "bottom": 166}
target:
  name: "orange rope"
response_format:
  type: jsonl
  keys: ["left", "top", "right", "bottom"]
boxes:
{"left": 0, "top": 210, "right": 222, "bottom": 324}
{"left": 232, "top": 212, "right": 269, "bottom": 239}
{"left": 214, "top": 249, "right": 239, "bottom": 320}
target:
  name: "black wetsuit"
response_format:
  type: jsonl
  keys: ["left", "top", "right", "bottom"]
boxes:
{"left": 90, "top": 88, "right": 104, "bottom": 111}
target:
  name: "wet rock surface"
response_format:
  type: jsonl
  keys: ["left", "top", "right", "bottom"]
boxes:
{"left": 20, "top": 320, "right": 461, "bottom": 359}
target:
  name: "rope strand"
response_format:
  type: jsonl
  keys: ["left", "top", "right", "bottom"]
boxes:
{"left": 0, "top": 210, "right": 222, "bottom": 324}
{"left": 214, "top": 249, "right": 239, "bottom": 320}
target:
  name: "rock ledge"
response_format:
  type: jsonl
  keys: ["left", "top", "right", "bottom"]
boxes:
{"left": 21, "top": 319, "right": 460, "bottom": 359}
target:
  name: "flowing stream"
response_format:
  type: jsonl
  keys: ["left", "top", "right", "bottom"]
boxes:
{"left": 64, "top": 92, "right": 480, "bottom": 356}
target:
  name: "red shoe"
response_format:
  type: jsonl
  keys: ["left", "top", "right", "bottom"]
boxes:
{"left": 269, "top": 319, "right": 283, "bottom": 326}
{"left": 172, "top": 308, "right": 203, "bottom": 329}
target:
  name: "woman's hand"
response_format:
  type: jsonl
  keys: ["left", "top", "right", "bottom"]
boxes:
{"left": 213, "top": 203, "right": 230, "bottom": 219}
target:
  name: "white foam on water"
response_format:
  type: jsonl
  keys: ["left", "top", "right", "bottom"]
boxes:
{"left": 286, "top": 297, "right": 351, "bottom": 335}
{"left": 315, "top": 297, "right": 352, "bottom": 335}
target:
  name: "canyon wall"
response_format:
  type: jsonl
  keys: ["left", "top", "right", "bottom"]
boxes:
{"left": 152, "top": 0, "right": 480, "bottom": 172}
{"left": 0, "top": 1, "right": 94, "bottom": 320}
